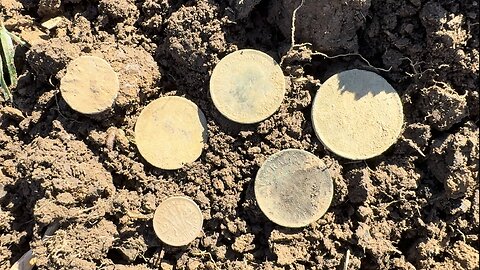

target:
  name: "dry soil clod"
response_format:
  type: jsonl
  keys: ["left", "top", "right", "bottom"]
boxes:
{"left": 311, "top": 69, "right": 404, "bottom": 160}
{"left": 152, "top": 196, "right": 203, "bottom": 247}
{"left": 60, "top": 55, "right": 119, "bottom": 115}
{"left": 134, "top": 96, "right": 208, "bottom": 170}
{"left": 210, "top": 49, "right": 286, "bottom": 124}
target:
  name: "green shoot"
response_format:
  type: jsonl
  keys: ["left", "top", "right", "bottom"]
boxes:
{"left": 0, "top": 19, "right": 28, "bottom": 102}
{"left": 0, "top": 51, "right": 10, "bottom": 101}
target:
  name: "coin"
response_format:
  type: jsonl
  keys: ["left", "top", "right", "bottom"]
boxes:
{"left": 135, "top": 96, "right": 208, "bottom": 170}
{"left": 254, "top": 149, "right": 334, "bottom": 228}
{"left": 153, "top": 196, "right": 203, "bottom": 247}
{"left": 209, "top": 49, "right": 286, "bottom": 124}
{"left": 60, "top": 56, "right": 119, "bottom": 115}
{"left": 311, "top": 69, "right": 404, "bottom": 160}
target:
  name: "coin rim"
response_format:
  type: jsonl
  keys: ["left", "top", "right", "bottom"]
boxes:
{"left": 209, "top": 49, "right": 286, "bottom": 124}
{"left": 254, "top": 149, "right": 334, "bottom": 228}
{"left": 153, "top": 196, "right": 204, "bottom": 247}
{"left": 134, "top": 96, "right": 208, "bottom": 170}
{"left": 60, "top": 55, "right": 119, "bottom": 115}
{"left": 311, "top": 69, "right": 404, "bottom": 160}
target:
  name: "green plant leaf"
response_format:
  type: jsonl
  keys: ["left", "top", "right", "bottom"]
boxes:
{"left": 0, "top": 24, "right": 17, "bottom": 88}
{"left": 0, "top": 55, "right": 12, "bottom": 102}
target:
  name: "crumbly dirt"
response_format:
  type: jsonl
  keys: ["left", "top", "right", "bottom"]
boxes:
{"left": 1, "top": 0, "right": 479, "bottom": 269}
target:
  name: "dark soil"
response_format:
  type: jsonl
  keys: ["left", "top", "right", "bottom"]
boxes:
{"left": 1, "top": 0, "right": 479, "bottom": 269}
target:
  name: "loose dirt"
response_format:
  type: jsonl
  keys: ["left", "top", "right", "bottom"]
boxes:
{"left": 0, "top": 0, "right": 478, "bottom": 269}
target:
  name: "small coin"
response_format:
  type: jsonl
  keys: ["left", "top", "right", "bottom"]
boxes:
{"left": 254, "top": 149, "right": 334, "bottom": 228}
{"left": 135, "top": 96, "right": 208, "bottom": 170}
{"left": 153, "top": 196, "right": 203, "bottom": 247}
{"left": 60, "top": 55, "right": 119, "bottom": 115}
{"left": 311, "top": 69, "right": 404, "bottom": 160}
{"left": 210, "top": 49, "right": 286, "bottom": 124}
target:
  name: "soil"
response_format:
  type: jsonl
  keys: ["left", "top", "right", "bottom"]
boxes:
{"left": 0, "top": 0, "right": 479, "bottom": 269}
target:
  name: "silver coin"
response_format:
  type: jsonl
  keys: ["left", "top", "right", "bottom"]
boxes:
{"left": 254, "top": 149, "right": 334, "bottom": 228}
{"left": 153, "top": 196, "right": 203, "bottom": 247}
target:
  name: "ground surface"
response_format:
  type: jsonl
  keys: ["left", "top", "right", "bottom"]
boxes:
{"left": 0, "top": 0, "right": 479, "bottom": 269}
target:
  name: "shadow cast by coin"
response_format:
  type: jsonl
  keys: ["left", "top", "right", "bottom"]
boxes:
{"left": 334, "top": 69, "right": 397, "bottom": 101}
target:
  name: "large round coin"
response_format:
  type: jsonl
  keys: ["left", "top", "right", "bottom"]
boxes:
{"left": 254, "top": 149, "right": 334, "bottom": 228}
{"left": 153, "top": 196, "right": 203, "bottom": 246}
{"left": 60, "top": 56, "right": 119, "bottom": 115}
{"left": 135, "top": 96, "right": 208, "bottom": 170}
{"left": 210, "top": 49, "right": 286, "bottom": 124}
{"left": 311, "top": 69, "right": 404, "bottom": 160}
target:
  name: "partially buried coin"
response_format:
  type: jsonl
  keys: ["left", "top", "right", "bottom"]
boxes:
{"left": 153, "top": 196, "right": 203, "bottom": 247}
{"left": 209, "top": 49, "right": 286, "bottom": 124}
{"left": 135, "top": 96, "right": 208, "bottom": 170}
{"left": 60, "top": 55, "right": 119, "bottom": 115}
{"left": 311, "top": 69, "right": 404, "bottom": 160}
{"left": 254, "top": 149, "right": 334, "bottom": 228}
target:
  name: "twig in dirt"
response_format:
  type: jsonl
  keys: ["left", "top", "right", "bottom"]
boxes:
{"left": 401, "top": 136, "right": 426, "bottom": 157}
{"left": 343, "top": 249, "right": 350, "bottom": 270}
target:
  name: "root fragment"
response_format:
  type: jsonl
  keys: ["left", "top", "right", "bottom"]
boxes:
{"left": 281, "top": 1, "right": 391, "bottom": 73}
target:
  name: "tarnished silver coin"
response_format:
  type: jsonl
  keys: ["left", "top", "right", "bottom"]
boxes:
{"left": 153, "top": 196, "right": 203, "bottom": 247}
{"left": 311, "top": 69, "right": 404, "bottom": 160}
{"left": 210, "top": 49, "right": 286, "bottom": 124}
{"left": 254, "top": 149, "right": 334, "bottom": 228}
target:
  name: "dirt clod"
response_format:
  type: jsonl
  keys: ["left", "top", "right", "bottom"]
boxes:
{"left": 26, "top": 37, "right": 81, "bottom": 82}
{"left": 268, "top": 0, "right": 370, "bottom": 53}
{"left": 418, "top": 84, "right": 468, "bottom": 131}
{"left": 428, "top": 122, "right": 479, "bottom": 199}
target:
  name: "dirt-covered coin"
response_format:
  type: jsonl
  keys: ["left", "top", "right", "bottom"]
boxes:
{"left": 209, "top": 49, "right": 286, "bottom": 124}
{"left": 311, "top": 69, "right": 404, "bottom": 160}
{"left": 254, "top": 149, "right": 333, "bottom": 228}
{"left": 153, "top": 196, "right": 203, "bottom": 247}
{"left": 60, "top": 55, "right": 119, "bottom": 115}
{"left": 135, "top": 96, "right": 208, "bottom": 170}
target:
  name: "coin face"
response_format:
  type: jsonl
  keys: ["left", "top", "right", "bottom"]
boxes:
{"left": 60, "top": 56, "right": 119, "bottom": 115}
{"left": 311, "top": 69, "right": 404, "bottom": 160}
{"left": 135, "top": 96, "right": 208, "bottom": 170}
{"left": 254, "top": 149, "right": 334, "bottom": 228}
{"left": 153, "top": 196, "right": 203, "bottom": 247}
{"left": 210, "top": 49, "right": 286, "bottom": 124}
